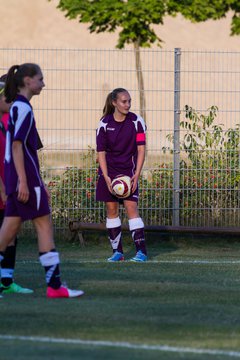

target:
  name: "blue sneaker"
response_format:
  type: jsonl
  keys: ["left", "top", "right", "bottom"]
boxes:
{"left": 130, "top": 250, "right": 147, "bottom": 262}
{"left": 107, "top": 251, "right": 124, "bottom": 262}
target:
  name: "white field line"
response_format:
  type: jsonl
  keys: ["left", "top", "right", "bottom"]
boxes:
{"left": 19, "top": 259, "right": 240, "bottom": 265}
{"left": 0, "top": 335, "right": 240, "bottom": 358}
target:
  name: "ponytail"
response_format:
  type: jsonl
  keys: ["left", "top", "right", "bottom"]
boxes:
{"left": 102, "top": 87, "right": 128, "bottom": 118}
{"left": 4, "top": 65, "right": 20, "bottom": 103}
{"left": 4, "top": 63, "right": 41, "bottom": 103}
{"left": 102, "top": 92, "right": 115, "bottom": 117}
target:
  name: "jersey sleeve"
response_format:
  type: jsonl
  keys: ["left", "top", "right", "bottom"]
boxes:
{"left": 12, "top": 104, "right": 32, "bottom": 143}
{"left": 96, "top": 118, "right": 108, "bottom": 152}
{"left": 136, "top": 115, "right": 147, "bottom": 145}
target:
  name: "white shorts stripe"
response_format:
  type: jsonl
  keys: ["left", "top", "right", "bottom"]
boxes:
{"left": 34, "top": 186, "right": 41, "bottom": 210}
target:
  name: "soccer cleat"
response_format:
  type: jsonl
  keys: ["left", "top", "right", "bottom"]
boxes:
{"left": 107, "top": 251, "right": 124, "bottom": 262}
{"left": 130, "top": 250, "right": 147, "bottom": 262}
{"left": 1, "top": 282, "right": 34, "bottom": 294}
{"left": 47, "top": 285, "right": 84, "bottom": 298}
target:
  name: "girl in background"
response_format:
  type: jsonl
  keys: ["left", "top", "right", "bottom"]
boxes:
{"left": 96, "top": 88, "right": 147, "bottom": 262}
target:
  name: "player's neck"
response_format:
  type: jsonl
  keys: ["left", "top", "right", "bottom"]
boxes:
{"left": 18, "top": 88, "right": 33, "bottom": 102}
{"left": 113, "top": 111, "right": 127, "bottom": 122}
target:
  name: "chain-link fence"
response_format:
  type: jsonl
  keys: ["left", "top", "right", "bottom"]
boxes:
{"left": 1, "top": 48, "right": 240, "bottom": 230}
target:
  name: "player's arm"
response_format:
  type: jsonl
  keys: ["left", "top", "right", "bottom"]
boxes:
{"left": 131, "top": 144, "right": 146, "bottom": 192}
{"left": 12, "top": 140, "right": 29, "bottom": 203}
{"left": 98, "top": 151, "right": 112, "bottom": 193}
{"left": 0, "top": 176, "right": 7, "bottom": 205}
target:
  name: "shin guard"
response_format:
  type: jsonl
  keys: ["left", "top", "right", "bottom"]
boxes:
{"left": 129, "top": 218, "right": 147, "bottom": 255}
{"left": 106, "top": 217, "right": 123, "bottom": 253}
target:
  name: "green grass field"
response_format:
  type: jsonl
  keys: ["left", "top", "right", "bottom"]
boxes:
{"left": 1, "top": 232, "right": 240, "bottom": 360}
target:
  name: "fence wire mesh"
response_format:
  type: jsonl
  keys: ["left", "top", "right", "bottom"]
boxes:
{"left": 0, "top": 48, "right": 239, "bottom": 230}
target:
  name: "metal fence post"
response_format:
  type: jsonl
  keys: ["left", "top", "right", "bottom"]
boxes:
{"left": 173, "top": 48, "right": 181, "bottom": 226}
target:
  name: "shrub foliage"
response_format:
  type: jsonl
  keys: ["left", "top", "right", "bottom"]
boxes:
{"left": 45, "top": 106, "right": 240, "bottom": 228}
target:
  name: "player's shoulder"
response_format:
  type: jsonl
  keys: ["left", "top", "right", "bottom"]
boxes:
{"left": 11, "top": 99, "right": 32, "bottom": 118}
{"left": 97, "top": 114, "right": 112, "bottom": 129}
{"left": 100, "top": 114, "right": 112, "bottom": 123}
{"left": 12, "top": 100, "right": 31, "bottom": 112}
{"left": 10, "top": 99, "right": 33, "bottom": 126}
{"left": 128, "top": 112, "right": 146, "bottom": 131}
{"left": 128, "top": 112, "right": 145, "bottom": 122}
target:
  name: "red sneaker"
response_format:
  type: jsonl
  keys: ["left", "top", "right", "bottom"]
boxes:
{"left": 47, "top": 286, "right": 84, "bottom": 298}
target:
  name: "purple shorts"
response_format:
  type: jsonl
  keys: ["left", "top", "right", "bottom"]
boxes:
{"left": 5, "top": 186, "right": 50, "bottom": 222}
{"left": 96, "top": 174, "right": 139, "bottom": 203}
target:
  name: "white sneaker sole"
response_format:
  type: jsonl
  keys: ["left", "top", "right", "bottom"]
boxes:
{"left": 68, "top": 289, "right": 84, "bottom": 298}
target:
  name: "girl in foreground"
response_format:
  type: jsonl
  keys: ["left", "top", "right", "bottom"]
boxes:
{"left": 0, "top": 75, "right": 33, "bottom": 295}
{"left": 0, "top": 63, "right": 84, "bottom": 298}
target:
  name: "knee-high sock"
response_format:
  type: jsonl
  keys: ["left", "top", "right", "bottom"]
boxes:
{"left": 106, "top": 217, "right": 123, "bottom": 253}
{"left": 129, "top": 218, "right": 147, "bottom": 255}
{"left": 39, "top": 249, "right": 61, "bottom": 289}
{"left": 1, "top": 238, "right": 17, "bottom": 286}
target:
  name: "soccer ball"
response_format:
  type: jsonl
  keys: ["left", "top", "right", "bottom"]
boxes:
{"left": 111, "top": 175, "right": 132, "bottom": 199}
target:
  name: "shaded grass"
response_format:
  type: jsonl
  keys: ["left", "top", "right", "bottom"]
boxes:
{"left": 1, "top": 233, "right": 240, "bottom": 359}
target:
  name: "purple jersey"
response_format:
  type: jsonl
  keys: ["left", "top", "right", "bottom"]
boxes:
{"left": 4, "top": 95, "right": 43, "bottom": 195}
{"left": 96, "top": 112, "right": 146, "bottom": 177}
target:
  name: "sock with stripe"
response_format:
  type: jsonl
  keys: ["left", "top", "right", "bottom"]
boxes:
{"left": 1, "top": 239, "right": 17, "bottom": 287}
{"left": 106, "top": 217, "right": 123, "bottom": 254}
{"left": 39, "top": 249, "right": 61, "bottom": 289}
{"left": 129, "top": 218, "right": 147, "bottom": 255}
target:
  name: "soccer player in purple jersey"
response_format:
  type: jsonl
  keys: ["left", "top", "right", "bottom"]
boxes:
{"left": 0, "top": 63, "right": 84, "bottom": 298}
{"left": 96, "top": 88, "right": 147, "bottom": 262}
{"left": 0, "top": 76, "right": 33, "bottom": 295}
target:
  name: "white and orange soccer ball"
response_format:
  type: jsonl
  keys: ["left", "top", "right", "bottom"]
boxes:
{"left": 111, "top": 175, "right": 132, "bottom": 199}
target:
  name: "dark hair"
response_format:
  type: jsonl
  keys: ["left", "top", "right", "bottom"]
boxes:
{"left": 0, "top": 74, "right": 7, "bottom": 97}
{"left": 4, "top": 63, "right": 41, "bottom": 103}
{"left": 0, "top": 74, "right": 7, "bottom": 83}
{"left": 102, "top": 88, "right": 128, "bottom": 118}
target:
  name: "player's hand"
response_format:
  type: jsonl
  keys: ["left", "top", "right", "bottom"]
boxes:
{"left": 17, "top": 181, "right": 29, "bottom": 203}
{"left": 0, "top": 189, "right": 7, "bottom": 205}
{"left": 44, "top": 184, "right": 51, "bottom": 202}
{"left": 105, "top": 176, "right": 113, "bottom": 194}
{"left": 131, "top": 173, "right": 139, "bottom": 193}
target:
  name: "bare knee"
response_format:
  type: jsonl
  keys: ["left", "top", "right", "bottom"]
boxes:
{"left": 124, "top": 201, "right": 139, "bottom": 219}
{"left": 106, "top": 202, "right": 119, "bottom": 218}
{"left": 33, "top": 215, "right": 55, "bottom": 252}
{"left": 0, "top": 217, "right": 21, "bottom": 251}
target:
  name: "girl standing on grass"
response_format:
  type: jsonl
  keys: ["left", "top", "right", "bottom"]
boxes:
{"left": 0, "top": 63, "right": 84, "bottom": 298}
{"left": 0, "top": 76, "right": 33, "bottom": 295}
{"left": 96, "top": 88, "right": 147, "bottom": 262}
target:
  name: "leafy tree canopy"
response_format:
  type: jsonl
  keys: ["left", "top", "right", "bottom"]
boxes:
{"left": 53, "top": 0, "right": 167, "bottom": 48}
{"left": 168, "top": 0, "right": 240, "bottom": 35}
{"left": 53, "top": 0, "right": 240, "bottom": 48}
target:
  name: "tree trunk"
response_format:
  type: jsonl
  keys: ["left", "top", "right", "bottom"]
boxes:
{"left": 134, "top": 41, "right": 146, "bottom": 121}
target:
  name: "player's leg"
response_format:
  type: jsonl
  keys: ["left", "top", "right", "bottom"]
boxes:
{"left": 106, "top": 201, "right": 124, "bottom": 261}
{"left": 0, "top": 216, "right": 23, "bottom": 295}
{"left": 0, "top": 216, "right": 21, "bottom": 297}
{"left": 0, "top": 235, "right": 33, "bottom": 294}
{"left": 0, "top": 210, "right": 15, "bottom": 287}
{"left": 124, "top": 200, "right": 147, "bottom": 262}
{"left": 33, "top": 214, "right": 84, "bottom": 298}
{"left": 0, "top": 209, "right": 33, "bottom": 293}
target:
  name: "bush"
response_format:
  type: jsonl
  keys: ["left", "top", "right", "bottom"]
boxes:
{"left": 162, "top": 105, "right": 240, "bottom": 226}
{"left": 45, "top": 106, "right": 240, "bottom": 228}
